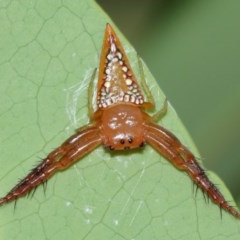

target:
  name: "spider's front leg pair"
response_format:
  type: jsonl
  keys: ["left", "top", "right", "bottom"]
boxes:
{"left": 0, "top": 67, "right": 106, "bottom": 206}
{"left": 144, "top": 121, "right": 240, "bottom": 218}
{"left": 0, "top": 125, "right": 102, "bottom": 206}
{"left": 136, "top": 58, "right": 240, "bottom": 218}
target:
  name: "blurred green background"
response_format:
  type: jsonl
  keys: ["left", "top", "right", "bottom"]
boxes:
{"left": 96, "top": 0, "right": 240, "bottom": 201}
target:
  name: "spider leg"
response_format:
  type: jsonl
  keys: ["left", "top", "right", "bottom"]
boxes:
{"left": 144, "top": 122, "right": 240, "bottom": 219}
{"left": 0, "top": 126, "right": 102, "bottom": 206}
{"left": 151, "top": 98, "right": 168, "bottom": 122}
{"left": 137, "top": 56, "right": 155, "bottom": 109}
{"left": 88, "top": 68, "right": 97, "bottom": 121}
{"left": 137, "top": 56, "right": 168, "bottom": 118}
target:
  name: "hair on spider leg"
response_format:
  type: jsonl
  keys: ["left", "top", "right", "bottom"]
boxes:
{"left": 11, "top": 185, "right": 37, "bottom": 210}
{"left": 219, "top": 205, "right": 223, "bottom": 219}
{"left": 27, "top": 156, "right": 56, "bottom": 196}
{"left": 201, "top": 188, "right": 208, "bottom": 204}
{"left": 28, "top": 186, "right": 37, "bottom": 199}
{"left": 13, "top": 199, "right": 17, "bottom": 212}
{"left": 192, "top": 182, "right": 199, "bottom": 196}
{"left": 192, "top": 181, "right": 232, "bottom": 219}
{"left": 42, "top": 180, "right": 48, "bottom": 195}
{"left": 195, "top": 155, "right": 204, "bottom": 160}
{"left": 192, "top": 183, "right": 208, "bottom": 203}
{"left": 224, "top": 200, "right": 237, "bottom": 210}
{"left": 189, "top": 167, "right": 220, "bottom": 206}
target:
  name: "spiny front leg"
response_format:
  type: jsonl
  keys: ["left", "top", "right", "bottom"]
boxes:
{"left": 0, "top": 126, "right": 102, "bottom": 206}
{"left": 144, "top": 122, "right": 240, "bottom": 219}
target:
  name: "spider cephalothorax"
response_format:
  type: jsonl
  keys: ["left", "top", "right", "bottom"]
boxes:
{"left": 0, "top": 23, "right": 239, "bottom": 220}
{"left": 99, "top": 105, "right": 147, "bottom": 150}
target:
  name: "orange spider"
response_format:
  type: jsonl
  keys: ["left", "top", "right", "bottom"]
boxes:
{"left": 0, "top": 23, "right": 239, "bottom": 219}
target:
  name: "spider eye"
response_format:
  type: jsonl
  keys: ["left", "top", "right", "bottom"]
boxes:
{"left": 120, "top": 139, "right": 125, "bottom": 144}
{"left": 139, "top": 141, "right": 146, "bottom": 148}
{"left": 128, "top": 136, "right": 133, "bottom": 143}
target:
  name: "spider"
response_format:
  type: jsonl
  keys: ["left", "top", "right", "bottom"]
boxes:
{"left": 0, "top": 23, "right": 239, "bottom": 219}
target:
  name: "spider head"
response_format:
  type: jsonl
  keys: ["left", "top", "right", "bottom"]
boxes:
{"left": 100, "top": 105, "right": 146, "bottom": 151}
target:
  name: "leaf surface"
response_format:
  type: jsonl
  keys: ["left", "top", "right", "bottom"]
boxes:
{"left": 0, "top": 0, "right": 239, "bottom": 239}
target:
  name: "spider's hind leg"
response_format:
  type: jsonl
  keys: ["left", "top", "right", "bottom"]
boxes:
{"left": 137, "top": 56, "right": 155, "bottom": 108}
{"left": 151, "top": 98, "right": 168, "bottom": 122}
{"left": 137, "top": 56, "right": 168, "bottom": 121}
{"left": 88, "top": 68, "right": 97, "bottom": 121}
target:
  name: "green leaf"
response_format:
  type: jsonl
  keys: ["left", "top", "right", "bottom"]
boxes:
{"left": 0, "top": 0, "right": 239, "bottom": 240}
